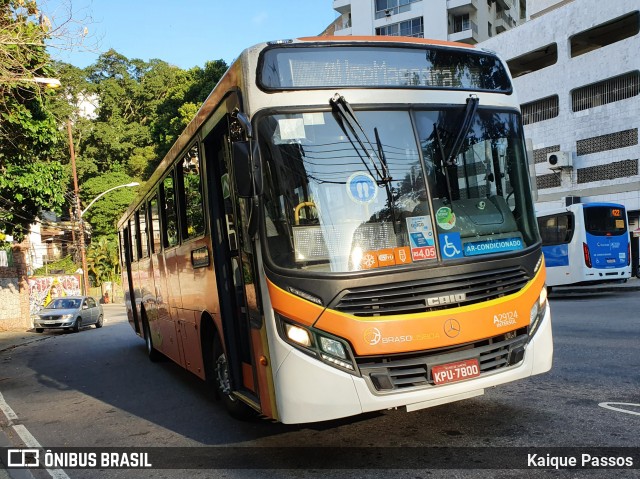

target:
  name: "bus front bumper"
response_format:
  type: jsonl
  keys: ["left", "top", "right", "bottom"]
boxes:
{"left": 274, "top": 306, "right": 553, "bottom": 424}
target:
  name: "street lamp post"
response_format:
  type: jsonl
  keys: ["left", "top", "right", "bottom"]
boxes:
{"left": 67, "top": 118, "right": 139, "bottom": 294}
{"left": 81, "top": 182, "right": 140, "bottom": 218}
{"left": 0, "top": 76, "right": 61, "bottom": 88}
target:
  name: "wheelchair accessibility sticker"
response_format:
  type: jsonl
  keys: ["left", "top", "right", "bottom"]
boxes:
{"left": 439, "top": 233, "right": 463, "bottom": 259}
{"left": 347, "top": 172, "right": 377, "bottom": 204}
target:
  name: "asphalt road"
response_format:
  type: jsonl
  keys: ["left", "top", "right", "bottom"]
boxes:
{"left": 0, "top": 293, "right": 638, "bottom": 479}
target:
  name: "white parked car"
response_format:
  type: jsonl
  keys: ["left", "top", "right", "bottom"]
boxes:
{"left": 33, "top": 296, "right": 104, "bottom": 333}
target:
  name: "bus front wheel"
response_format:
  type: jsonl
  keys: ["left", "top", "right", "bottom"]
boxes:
{"left": 212, "top": 337, "right": 256, "bottom": 421}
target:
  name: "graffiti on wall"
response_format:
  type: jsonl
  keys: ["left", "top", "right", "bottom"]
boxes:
{"left": 28, "top": 275, "right": 82, "bottom": 315}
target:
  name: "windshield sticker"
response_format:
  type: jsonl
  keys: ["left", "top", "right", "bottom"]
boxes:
{"left": 436, "top": 207, "right": 456, "bottom": 230}
{"left": 439, "top": 233, "right": 463, "bottom": 259}
{"left": 347, "top": 172, "right": 377, "bottom": 204}
{"left": 360, "top": 251, "right": 379, "bottom": 270}
{"left": 406, "top": 216, "right": 436, "bottom": 261}
{"left": 463, "top": 237, "right": 524, "bottom": 256}
{"left": 302, "top": 113, "right": 325, "bottom": 126}
{"left": 278, "top": 118, "right": 306, "bottom": 140}
{"left": 393, "top": 246, "right": 412, "bottom": 265}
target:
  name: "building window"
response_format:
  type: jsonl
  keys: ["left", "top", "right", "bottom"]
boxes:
{"left": 533, "top": 145, "right": 561, "bottom": 164}
{"left": 488, "top": 22, "right": 493, "bottom": 37}
{"left": 375, "top": 0, "right": 421, "bottom": 19}
{"left": 576, "top": 129, "right": 638, "bottom": 156}
{"left": 576, "top": 159, "right": 638, "bottom": 184}
{"left": 507, "top": 43, "right": 557, "bottom": 78}
{"left": 521, "top": 95, "right": 559, "bottom": 125}
{"left": 453, "top": 14, "right": 470, "bottom": 33}
{"left": 536, "top": 173, "right": 561, "bottom": 190}
{"left": 376, "top": 17, "right": 424, "bottom": 37}
{"left": 571, "top": 71, "right": 640, "bottom": 112}
{"left": 570, "top": 12, "right": 639, "bottom": 58}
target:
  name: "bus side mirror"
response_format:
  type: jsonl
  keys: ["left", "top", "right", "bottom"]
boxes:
{"left": 232, "top": 141, "right": 262, "bottom": 199}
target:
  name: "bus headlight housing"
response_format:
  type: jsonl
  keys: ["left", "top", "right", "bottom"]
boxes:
{"left": 529, "top": 285, "right": 548, "bottom": 338}
{"left": 277, "top": 315, "right": 357, "bottom": 373}
{"left": 284, "top": 323, "right": 312, "bottom": 347}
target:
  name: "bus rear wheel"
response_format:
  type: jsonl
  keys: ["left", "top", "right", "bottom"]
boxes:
{"left": 212, "top": 337, "right": 256, "bottom": 421}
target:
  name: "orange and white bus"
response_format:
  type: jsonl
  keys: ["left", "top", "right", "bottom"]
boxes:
{"left": 118, "top": 36, "right": 552, "bottom": 424}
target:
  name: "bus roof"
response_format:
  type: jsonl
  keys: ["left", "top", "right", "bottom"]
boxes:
{"left": 297, "top": 35, "right": 476, "bottom": 50}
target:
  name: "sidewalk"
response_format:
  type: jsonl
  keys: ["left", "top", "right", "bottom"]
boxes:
{"left": 0, "top": 304, "right": 125, "bottom": 354}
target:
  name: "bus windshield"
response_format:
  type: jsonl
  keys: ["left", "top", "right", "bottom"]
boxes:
{"left": 259, "top": 107, "right": 537, "bottom": 274}
{"left": 583, "top": 206, "right": 627, "bottom": 236}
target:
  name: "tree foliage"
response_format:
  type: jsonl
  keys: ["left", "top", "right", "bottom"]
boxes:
{"left": 1, "top": 0, "right": 231, "bottom": 269}
{"left": 86, "top": 236, "right": 119, "bottom": 286}
{"left": 0, "top": 0, "right": 67, "bottom": 241}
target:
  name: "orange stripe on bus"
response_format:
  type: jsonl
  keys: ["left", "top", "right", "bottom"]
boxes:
{"left": 266, "top": 279, "right": 325, "bottom": 326}
{"left": 314, "top": 265, "right": 546, "bottom": 355}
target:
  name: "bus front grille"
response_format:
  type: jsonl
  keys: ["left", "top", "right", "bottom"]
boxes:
{"left": 357, "top": 329, "right": 528, "bottom": 393}
{"left": 333, "top": 266, "right": 530, "bottom": 317}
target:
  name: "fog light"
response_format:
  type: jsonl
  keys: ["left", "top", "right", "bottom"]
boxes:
{"left": 284, "top": 323, "right": 312, "bottom": 347}
{"left": 319, "top": 336, "right": 347, "bottom": 359}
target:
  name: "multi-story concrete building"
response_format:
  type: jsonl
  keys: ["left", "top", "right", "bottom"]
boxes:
{"left": 481, "top": 0, "right": 640, "bottom": 270}
{"left": 331, "top": 0, "right": 526, "bottom": 44}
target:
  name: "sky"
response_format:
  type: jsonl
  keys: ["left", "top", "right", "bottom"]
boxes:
{"left": 43, "top": 0, "right": 338, "bottom": 69}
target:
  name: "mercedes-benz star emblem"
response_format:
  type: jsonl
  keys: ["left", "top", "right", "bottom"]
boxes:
{"left": 444, "top": 319, "right": 461, "bottom": 338}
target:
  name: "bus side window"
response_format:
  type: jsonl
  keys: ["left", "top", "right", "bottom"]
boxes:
{"left": 161, "top": 171, "right": 179, "bottom": 248}
{"left": 149, "top": 195, "right": 162, "bottom": 253}
{"left": 129, "top": 217, "right": 139, "bottom": 261}
{"left": 179, "top": 144, "right": 205, "bottom": 240}
{"left": 137, "top": 207, "right": 149, "bottom": 259}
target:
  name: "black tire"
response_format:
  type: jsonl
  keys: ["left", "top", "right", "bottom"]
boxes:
{"left": 95, "top": 314, "right": 104, "bottom": 328}
{"left": 143, "top": 315, "right": 162, "bottom": 362}
{"left": 35, "top": 328, "right": 44, "bottom": 333}
{"left": 72, "top": 318, "right": 82, "bottom": 333}
{"left": 212, "top": 336, "right": 256, "bottom": 421}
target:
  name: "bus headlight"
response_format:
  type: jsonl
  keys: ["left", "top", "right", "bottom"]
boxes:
{"left": 284, "top": 323, "right": 312, "bottom": 347}
{"left": 319, "top": 336, "right": 347, "bottom": 359}
{"left": 278, "top": 315, "right": 357, "bottom": 373}
{"left": 529, "top": 285, "right": 548, "bottom": 338}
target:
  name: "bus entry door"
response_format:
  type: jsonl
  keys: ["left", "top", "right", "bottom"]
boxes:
{"left": 203, "top": 119, "right": 259, "bottom": 403}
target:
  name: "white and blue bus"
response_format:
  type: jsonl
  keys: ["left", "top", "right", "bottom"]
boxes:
{"left": 537, "top": 202, "right": 631, "bottom": 288}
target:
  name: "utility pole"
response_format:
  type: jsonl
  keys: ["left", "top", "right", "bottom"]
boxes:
{"left": 67, "top": 119, "right": 89, "bottom": 294}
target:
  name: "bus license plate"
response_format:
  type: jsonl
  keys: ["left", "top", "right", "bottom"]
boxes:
{"left": 431, "top": 359, "right": 480, "bottom": 385}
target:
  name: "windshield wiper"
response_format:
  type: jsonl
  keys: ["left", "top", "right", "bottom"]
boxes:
{"left": 433, "top": 124, "right": 455, "bottom": 205}
{"left": 448, "top": 95, "right": 479, "bottom": 166}
{"left": 432, "top": 95, "right": 480, "bottom": 205}
{"left": 329, "top": 93, "right": 392, "bottom": 186}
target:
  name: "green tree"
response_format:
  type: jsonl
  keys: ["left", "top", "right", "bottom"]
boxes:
{"left": 86, "top": 236, "right": 119, "bottom": 286}
{"left": 0, "top": 0, "right": 67, "bottom": 241}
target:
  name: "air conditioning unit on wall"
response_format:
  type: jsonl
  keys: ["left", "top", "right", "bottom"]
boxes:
{"left": 546, "top": 151, "right": 572, "bottom": 169}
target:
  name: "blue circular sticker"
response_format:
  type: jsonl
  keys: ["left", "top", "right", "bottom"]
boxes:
{"left": 347, "top": 172, "right": 377, "bottom": 204}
